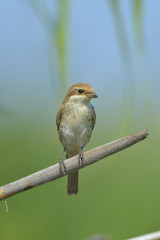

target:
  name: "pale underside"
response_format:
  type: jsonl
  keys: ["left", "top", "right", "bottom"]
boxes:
{"left": 57, "top": 100, "right": 96, "bottom": 158}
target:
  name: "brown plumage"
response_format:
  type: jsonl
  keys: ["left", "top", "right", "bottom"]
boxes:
{"left": 56, "top": 83, "right": 98, "bottom": 195}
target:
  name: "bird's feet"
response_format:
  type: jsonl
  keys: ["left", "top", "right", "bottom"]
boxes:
{"left": 59, "top": 149, "right": 67, "bottom": 175}
{"left": 78, "top": 146, "right": 85, "bottom": 167}
{"left": 59, "top": 159, "right": 67, "bottom": 175}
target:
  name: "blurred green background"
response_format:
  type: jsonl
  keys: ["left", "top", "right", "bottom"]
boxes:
{"left": 0, "top": 1, "right": 160, "bottom": 239}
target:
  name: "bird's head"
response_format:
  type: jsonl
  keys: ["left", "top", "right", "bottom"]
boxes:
{"left": 65, "top": 83, "right": 98, "bottom": 104}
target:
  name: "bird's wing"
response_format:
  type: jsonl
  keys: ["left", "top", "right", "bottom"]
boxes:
{"left": 91, "top": 107, "right": 96, "bottom": 130}
{"left": 56, "top": 105, "right": 62, "bottom": 131}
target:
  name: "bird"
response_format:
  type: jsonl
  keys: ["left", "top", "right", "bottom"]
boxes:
{"left": 56, "top": 83, "right": 98, "bottom": 195}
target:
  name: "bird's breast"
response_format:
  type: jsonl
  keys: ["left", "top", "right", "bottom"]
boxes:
{"left": 59, "top": 102, "right": 94, "bottom": 155}
{"left": 62, "top": 102, "right": 92, "bottom": 131}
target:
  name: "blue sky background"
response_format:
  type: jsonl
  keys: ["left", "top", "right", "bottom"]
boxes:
{"left": 0, "top": 0, "right": 160, "bottom": 118}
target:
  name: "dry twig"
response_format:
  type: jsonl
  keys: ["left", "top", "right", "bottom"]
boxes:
{"left": 0, "top": 130, "right": 148, "bottom": 200}
{"left": 127, "top": 231, "right": 160, "bottom": 240}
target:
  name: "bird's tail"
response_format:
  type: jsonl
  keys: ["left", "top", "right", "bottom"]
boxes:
{"left": 66, "top": 153, "right": 78, "bottom": 195}
{"left": 67, "top": 171, "right": 78, "bottom": 195}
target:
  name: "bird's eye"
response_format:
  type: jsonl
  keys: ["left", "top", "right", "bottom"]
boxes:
{"left": 78, "top": 89, "right": 83, "bottom": 94}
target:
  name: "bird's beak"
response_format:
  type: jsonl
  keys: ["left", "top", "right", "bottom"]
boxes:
{"left": 91, "top": 92, "right": 98, "bottom": 98}
{"left": 86, "top": 92, "right": 98, "bottom": 99}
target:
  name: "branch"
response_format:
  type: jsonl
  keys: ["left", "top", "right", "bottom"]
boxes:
{"left": 127, "top": 231, "right": 160, "bottom": 240}
{"left": 0, "top": 130, "right": 148, "bottom": 200}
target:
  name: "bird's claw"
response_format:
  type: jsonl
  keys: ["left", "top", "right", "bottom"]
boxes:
{"left": 59, "top": 159, "right": 67, "bottom": 175}
{"left": 59, "top": 148, "right": 67, "bottom": 175}
{"left": 78, "top": 150, "right": 85, "bottom": 167}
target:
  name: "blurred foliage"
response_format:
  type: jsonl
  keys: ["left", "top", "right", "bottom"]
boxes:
{"left": 133, "top": 0, "right": 144, "bottom": 50}
{"left": 108, "top": 0, "right": 149, "bottom": 136}
{"left": 108, "top": 0, "right": 130, "bottom": 61}
{"left": 28, "top": 0, "right": 69, "bottom": 93}
{"left": 108, "top": 0, "right": 133, "bottom": 135}
{"left": 55, "top": 0, "right": 69, "bottom": 92}
{"left": 108, "top": 0, "right": 144, "bottom": 58}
